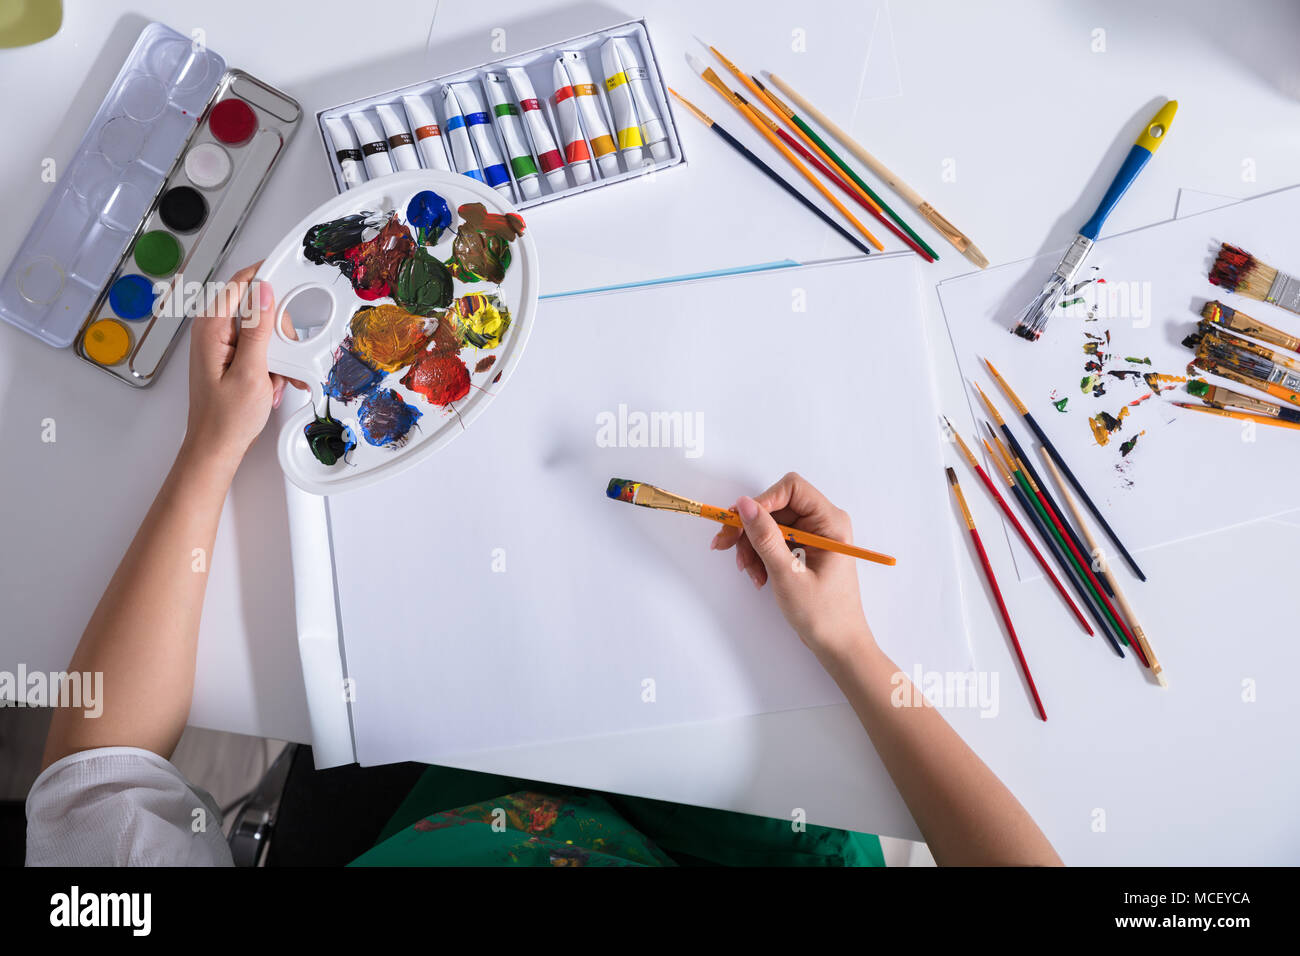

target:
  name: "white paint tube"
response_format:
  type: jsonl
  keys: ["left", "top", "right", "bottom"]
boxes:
{"left": 374, "top": 103, "right": 421, "bottom": 171}
{"left": 451, "top": 82, "right": 515, "bottom": 199}
{"left": 505, "top": 66, "right": 568, "bottom": 191}
{"left": 483, "top": 72, "right": 541, "bottom": 200}
{"left": 347, "top": 110, "right": 394, "bottom": 179}
{"left": 557, "top": 51, "right": 619, "bottom": 177}
{"left": 323, "top": 115, "right": 366, "bottom": 188}
{"left": 598, "top": 38, "right": 642, "bottom": 169}
{"left": 551, "top": 58, "right": 593, "bottom": 185}
{"left": 439, "top": 85, "right": 485, "bottom": 183}
{"left": 401, "top": 94, "right": 452, "bottom": 171}
{"left": 606, "top": 36, "right": 669, "bottom": 162}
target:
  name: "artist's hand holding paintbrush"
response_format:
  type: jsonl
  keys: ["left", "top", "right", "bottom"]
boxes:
{"left": 186, "top": 262, "right": 306, "bottom": 470}
{"left": 714, "top": 472, "right": 1062, "bottom": 866}
{"left": 711, "top": 472, "right": 873, "bottom": 664}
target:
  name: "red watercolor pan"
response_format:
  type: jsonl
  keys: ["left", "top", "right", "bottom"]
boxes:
{"left": 209, "top": 98, "right": 257, "bottom": 145}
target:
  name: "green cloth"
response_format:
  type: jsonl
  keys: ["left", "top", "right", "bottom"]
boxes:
{"left": 350, "top": 765, "right": 884, "bottom": 868}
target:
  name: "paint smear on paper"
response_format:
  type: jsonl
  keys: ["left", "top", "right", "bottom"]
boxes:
{"left": 1088, "top": 407, "right": 1129, "bottom": 446}
{"left": 1119, "top": 430, "right": 1145, "bottom": 457}
{"left": 474, "top": 354, "right": 496, "bottom": 374}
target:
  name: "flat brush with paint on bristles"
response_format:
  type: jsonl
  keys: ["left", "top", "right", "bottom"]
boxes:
{"left": 1187, "top": 379, "right": 1300, "bottom": 424}
{"left": 666, "top": 88, "right": 874, "bottom": 258}
{"left": 1188, "top": 331, "right": 1300, "bottom": 407}
{"left": 1185, "top": 322, "right": 1300, "bottom": 374}
{"left": 1011, "top": 101, "right": 1177, "bottom": 340}
{"left": 1201, "top": 300, "right": 1300, "bottom": 356}
{"left": 605, "top": 478, "right": 896, "bottom": 566}
{"left": 684, "top": 52, "right": 883, "bottom": 252}
{"left": 1209, "top": 243, "right": 1300, "bottom": 316}
{"left": 1173, "top": 401, "right": 1300, "bottom": 433}
{"left": 946, "top": 467, "right": 1046, "bottom": 720}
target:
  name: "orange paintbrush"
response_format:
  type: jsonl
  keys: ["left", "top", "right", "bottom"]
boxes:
{"left": 606, "top": 478, "right": 896, "bottom": 566}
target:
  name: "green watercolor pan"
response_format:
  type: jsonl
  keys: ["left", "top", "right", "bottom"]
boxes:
{"left": 0, "top": 22, "right": 300, "bottom": 387}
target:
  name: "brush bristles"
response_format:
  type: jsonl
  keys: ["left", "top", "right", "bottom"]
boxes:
{"left": 1011, "top": 274, "right": 1066, "bottom": 341}
{"left": 1209, "top": 243, "right": 1278, "bottom": 301}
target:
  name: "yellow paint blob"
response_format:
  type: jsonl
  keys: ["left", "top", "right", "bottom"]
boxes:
{"left": 83, "top": 318, "right": 131, "bottom": 365}
{"left": 348, "top": 303, "right": 431, "bottom": 372}
{"left": 450, "top": 293, "right": 511, "bottom": 349}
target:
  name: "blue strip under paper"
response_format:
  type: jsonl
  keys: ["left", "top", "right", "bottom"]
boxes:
{"left": 462, "top": 168, "right": 485, "bottom": 183}
{"left": 539, "top": 259, "right": 802, "bottom": 299}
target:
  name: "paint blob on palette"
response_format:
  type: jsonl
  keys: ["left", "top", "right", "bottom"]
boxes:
{"left": 259, "top": 170, "right": 538, "bottom": 495}
{"left": 0, "top": 22, "right": 299, "bottom": 387}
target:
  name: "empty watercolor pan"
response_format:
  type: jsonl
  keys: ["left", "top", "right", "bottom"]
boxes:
{"left": 0, "top": 22, "right": 300, "bottom": 387}
{"left": 315, "top": 18, "right": 684, "bottom": 211}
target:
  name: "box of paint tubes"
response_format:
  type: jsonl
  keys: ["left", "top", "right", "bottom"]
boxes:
{"left": 0, "top": 22, "right": 300, "bottom": 387}
{"left": 315, "top": 19, "right": 683, "bottom": 208}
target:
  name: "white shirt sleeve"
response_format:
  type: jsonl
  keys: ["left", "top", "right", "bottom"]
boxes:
{"left": 25, "top": 746, "right": 234, "bottom": 867}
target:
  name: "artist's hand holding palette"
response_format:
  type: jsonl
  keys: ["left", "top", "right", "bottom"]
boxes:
{"left": 260, "top": 170, "right": 538, "bottom": 495}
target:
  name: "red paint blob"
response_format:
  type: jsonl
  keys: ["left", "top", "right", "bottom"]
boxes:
{"left": 209, "top": 98, "right": 256, "bottom": 145}
{"left": 401, "top": 352, "right": 470, "bottom": 406}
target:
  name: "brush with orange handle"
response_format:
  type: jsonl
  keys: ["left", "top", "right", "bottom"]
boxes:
{"left": 606, "top": 478, "right": 896, "bottom": 566}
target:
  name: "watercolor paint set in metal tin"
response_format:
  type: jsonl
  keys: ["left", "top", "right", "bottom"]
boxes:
{"left": 316, "top": 19, "right": 684, "bottom": 209}
{"left": 0, "top": 22, "right": 300, "bottom": 387}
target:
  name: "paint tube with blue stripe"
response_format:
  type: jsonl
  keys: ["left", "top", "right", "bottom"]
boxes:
{"left": 439, "top": 85, "right": 485, "bottom": 183}
{"left": 451, "top": 82, "right": 515, "bottom": 199}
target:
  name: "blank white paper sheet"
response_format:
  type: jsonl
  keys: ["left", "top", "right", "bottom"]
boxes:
{"left": 938, "top": 186, "right": 1300, "bottom": 581}
{"left": 326, "top": 255, "right": 969, "bottom": 765}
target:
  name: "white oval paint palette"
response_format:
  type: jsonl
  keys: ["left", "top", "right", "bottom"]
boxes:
{"left": 258, "top": 169, "right": 539, "bottom": 495}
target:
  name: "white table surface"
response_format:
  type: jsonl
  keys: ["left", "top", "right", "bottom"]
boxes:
{"left": 4, "top": 0, "right": 1299, "bottom": 864}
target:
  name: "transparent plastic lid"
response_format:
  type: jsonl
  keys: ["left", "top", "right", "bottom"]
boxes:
{"left": 0, "top": 22, "right": 225, "bottom": 348}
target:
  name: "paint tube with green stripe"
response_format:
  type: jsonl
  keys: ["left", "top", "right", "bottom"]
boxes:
{"left": 483, "top": 72, "right": 541, "bottom": 200}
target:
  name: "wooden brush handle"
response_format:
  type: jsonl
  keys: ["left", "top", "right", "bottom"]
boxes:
{"left": 701, "top": 504, "right": 896, "bottom": 566}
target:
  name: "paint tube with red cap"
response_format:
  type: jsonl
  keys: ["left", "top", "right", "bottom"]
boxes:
{"left": 551, "top": 59, "right": 594, "bottom": 185}
{"left": 506, "top": 66, "right": 567, "bottom": 191}
{"left": 451, "top": 82, "right": 515, "bottom": 200}
{"left": 557, "top": 51, "right": 619, "bottom": 178}
{"left": 401, "top": 94, "right": 452, "bottom": 171}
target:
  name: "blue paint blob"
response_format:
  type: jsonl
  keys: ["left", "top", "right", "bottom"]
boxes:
{"left": 406, "top": 190, "right": 452, "bottom": 244}
{"left": 108, "top": 274, "right": 157, "bottom": 320}
{"left": 358, "top": 388, "right": 422, "bottom": 447}
{"left": 324, "top": 343, "right": 384, "bottom": 402}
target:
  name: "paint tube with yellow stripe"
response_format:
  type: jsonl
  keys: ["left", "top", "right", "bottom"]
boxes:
{"left": 602, "top": 36, "right": 668, "bottom": 163}
{"left": 557, "top": 51, "right": 619, "bottom": 177}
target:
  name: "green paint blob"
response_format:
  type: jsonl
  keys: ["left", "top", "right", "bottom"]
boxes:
{"left": 1053, "top": 397, "right": 1069, "bottom": 412}
{"left": 1187, "top": 379, "right": 1209, "bottom": 397}
{"left": 1124, "top": 356, "right": 1152, "bottom": 365}
{"left": 134, "top": 230, "right": 182, "bottom": 277}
